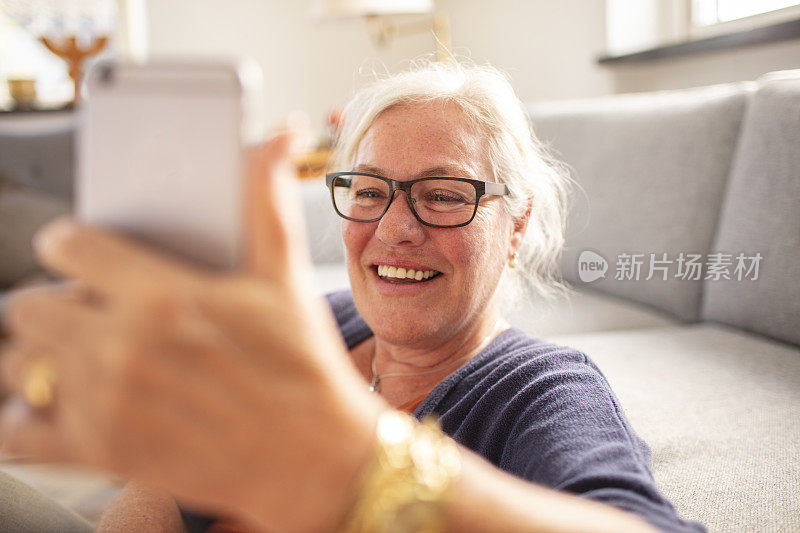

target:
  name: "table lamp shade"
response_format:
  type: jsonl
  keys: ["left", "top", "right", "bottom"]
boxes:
{"left": 311, "top": 0, "right": 434, "bottom": 18}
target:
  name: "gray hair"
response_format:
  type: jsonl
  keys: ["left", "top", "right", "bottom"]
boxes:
{"left": 332, "top": 59, "right": 571, "bottom": 305}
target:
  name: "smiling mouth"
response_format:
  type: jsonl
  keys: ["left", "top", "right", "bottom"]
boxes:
{"left": 374, "top": 265, "right": 442, "bottom": 284}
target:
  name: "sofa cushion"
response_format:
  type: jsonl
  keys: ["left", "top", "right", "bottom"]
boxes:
{"left": 0, "top": 462, "right": 119, "bottom": 528}
{"left": 529, "top": 82, "right": 753, "bottom": 322}
{"left": 0, "top": 185, "right": 71, "bottom": 288}
{"left": 0, "top": 469, "right": 94, "bottom": 531}
{"left": 0, "top": 124, "right": 75, "bottom": 201}
{"left": 313, "top": 262, "right": 351, "bottom": 295}
{"left": 299, "top": 180, "right": 345, "bottom": 264}
{"left": 701, "top": 71, "right": 800, "bottom": 346}
{"left": 507, "top": 287, "right": 677, "bottom": 337}
{"left": 551, "top": 324, "right": 800, "bottom": 533}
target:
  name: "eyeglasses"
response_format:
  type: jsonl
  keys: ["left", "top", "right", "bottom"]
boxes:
{"left": 325, "top": 172, "right": 510, "bottom": 228}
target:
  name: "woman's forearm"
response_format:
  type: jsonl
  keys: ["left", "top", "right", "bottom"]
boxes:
{"left": 446, "top": 449, "right": 658, "bottom": 533}
{"left": 96, "top": 482, "right": 187, "bottom": 533}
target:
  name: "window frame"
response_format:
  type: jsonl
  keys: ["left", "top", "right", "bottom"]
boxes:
{"left": 600, "top": 0, "right": 800, "bottom": 64}
{"left": 688, "top": 0, "right": 800, "bottom": 39}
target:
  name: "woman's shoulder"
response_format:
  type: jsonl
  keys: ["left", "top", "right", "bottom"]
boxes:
{"left": 462, "top": 326, "right": 601, "bottom": 386}
{"left": 415, "top": 326, "right": 611, "bottom": 418}
{"left": 325, "top": 290, "right": 358, "bottom": 326}
{"left": 325, "top": 290, "right": 372, "bottom": 348}
{"left": 423, "top": 327, "right": 649, "bottom": 483}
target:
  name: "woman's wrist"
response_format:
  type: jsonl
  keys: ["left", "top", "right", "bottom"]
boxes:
{"left": 338, "top": 410, "right": 462, "bottom": 533}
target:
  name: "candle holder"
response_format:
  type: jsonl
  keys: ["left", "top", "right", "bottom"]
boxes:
{"left": 40, "top": 35, "right": 109, "bottom": 105}
{"left": 3, "top": 0, "right": 116, "bottom": 107}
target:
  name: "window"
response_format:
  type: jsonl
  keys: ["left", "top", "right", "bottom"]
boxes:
{"left": 689, "top": 0, "right": 800, "bottom": 39}
{"left": 603, "top": 0, "right": 800, "bottom": 61}
{"left": 693, "top": 0, "right": 800, "bottom": 26}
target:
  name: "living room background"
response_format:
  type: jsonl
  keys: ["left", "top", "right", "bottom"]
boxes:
{"left": 141, "top": 0, "right": 800, "bottom": 132}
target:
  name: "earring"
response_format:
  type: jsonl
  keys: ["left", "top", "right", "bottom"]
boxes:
{"left": 509, "top": 252, "right": 518, "bottom": 269}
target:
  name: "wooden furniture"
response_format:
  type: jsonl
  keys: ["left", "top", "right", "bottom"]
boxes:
{"left": 293, "top": 149, "right": 332, "bottom": 180}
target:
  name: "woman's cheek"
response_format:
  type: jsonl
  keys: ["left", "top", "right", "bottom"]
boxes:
{"left": 341, "top": 221, "right": 367, "bottom": 256}
{"left": 459, "top": 213, "right": 512, "bottom": 284}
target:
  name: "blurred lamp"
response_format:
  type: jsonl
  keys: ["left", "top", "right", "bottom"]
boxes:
{"left": 311, "top": 0, "right": 451, "bottom": 60}
{"left": 311, "top": 0, "right": 434, "bottom": 17}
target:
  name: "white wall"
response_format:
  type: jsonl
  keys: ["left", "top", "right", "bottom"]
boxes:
{"left": 145, "top": 0, "right": 613, "bottom": 135}
{"left": 438, "top": 0, "right": 614, "bottom": 101}
{"left": 146, "top": 0, "right": 435, "bottom": 136}
{"left": 145, "top": 0, "right": 800, "bottom": 135}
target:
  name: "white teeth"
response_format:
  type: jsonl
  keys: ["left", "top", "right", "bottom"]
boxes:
{"left": 376, "top": 265, "right": 439, "bottom": 280}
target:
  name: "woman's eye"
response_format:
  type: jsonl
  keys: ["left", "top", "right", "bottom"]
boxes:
{"left": 430, "top": 191, "right": 465, "bottom": 202}
{"left": 355, "top": 189, "right": 385, "bottom": 198}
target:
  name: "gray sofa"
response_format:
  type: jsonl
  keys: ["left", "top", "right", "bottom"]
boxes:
{"left": 0, "top": 113, "right": 74, "bottom": 290}
{"left": 1, "top": 71, "right": 798, "bottom": 531}
{"left": 305, "top": 70, "right": 800, "bottom": 533}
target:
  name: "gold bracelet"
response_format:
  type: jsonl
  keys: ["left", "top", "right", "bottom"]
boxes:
{"left": 340, "top": 411, "right": 462, "bottom": 533}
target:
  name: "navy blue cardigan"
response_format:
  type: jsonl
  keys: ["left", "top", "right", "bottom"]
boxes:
{"left": 329, "top": 290, "right": 704, "bottom": 533}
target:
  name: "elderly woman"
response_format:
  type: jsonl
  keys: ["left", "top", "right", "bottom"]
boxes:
{"left": 1, "top": 62, "right": 703, "bottom": 532}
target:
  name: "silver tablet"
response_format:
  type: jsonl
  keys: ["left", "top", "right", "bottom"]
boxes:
{"left": 78, "top": 59, "right": 263, "bottom": 270}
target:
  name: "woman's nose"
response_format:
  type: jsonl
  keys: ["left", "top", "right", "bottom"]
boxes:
{"left": 375, "top": 191, "right": 426, "bottom": 246}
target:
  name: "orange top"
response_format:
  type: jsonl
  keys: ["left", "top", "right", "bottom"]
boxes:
{"left": 397, "top": 390, "right": 431, "bottom": 414}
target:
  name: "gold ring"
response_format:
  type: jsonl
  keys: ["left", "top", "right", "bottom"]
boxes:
{"left": 22, "top": 359, "right": 57, "bottom": 409}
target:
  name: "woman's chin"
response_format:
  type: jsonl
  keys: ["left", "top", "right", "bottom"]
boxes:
{"left": 367, "top": 318, "right": 445, "bottom": 347}
{"left": 356, "top": 299, "right": 449, "bottom": 346}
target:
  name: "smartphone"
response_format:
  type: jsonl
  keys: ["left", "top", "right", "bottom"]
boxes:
{"left": 78, "top": 59, "right": 263, "bottom": 270}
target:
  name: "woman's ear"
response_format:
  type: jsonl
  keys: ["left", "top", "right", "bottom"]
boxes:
{"left": 509, "top": 199, "right": 533, "bottom": 256}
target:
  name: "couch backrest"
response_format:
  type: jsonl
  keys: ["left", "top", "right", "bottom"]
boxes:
{"left": 529, "top": 82, "right": 754, "bottom": 322}
{"left": 0, "top": 121, "right": 75, "bottom": 201}
{"left": 701, "top": 71, "right": 800, "bottom": 346}
{"left": 0, "top": 119, "right": 75, "bottom": 289}
{"left": 300, "top": 180, "right": 345, "bottom": 264}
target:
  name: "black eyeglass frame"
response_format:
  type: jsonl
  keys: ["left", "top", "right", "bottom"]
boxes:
{"left": 325, "top": 171, "right": 510, "bottom": 228}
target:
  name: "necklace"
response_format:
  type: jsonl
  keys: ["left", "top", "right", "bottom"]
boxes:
{"left": 368, "top": 319, "right": 506, "bottom": 393}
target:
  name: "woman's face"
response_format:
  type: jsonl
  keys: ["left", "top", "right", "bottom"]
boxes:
{"left": 343, "top": 102, "right": 517, "bottom": 348}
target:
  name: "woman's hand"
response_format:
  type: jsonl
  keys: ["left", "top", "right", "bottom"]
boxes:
{"left": 0, "top": 127, "right": 385, "bottom": 532}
